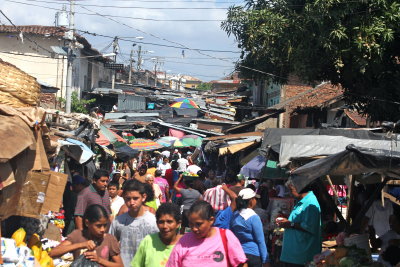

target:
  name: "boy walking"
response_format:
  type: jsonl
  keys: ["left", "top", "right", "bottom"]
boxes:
{"left": 109, "top": 180, "right": 158, "bottom": 266}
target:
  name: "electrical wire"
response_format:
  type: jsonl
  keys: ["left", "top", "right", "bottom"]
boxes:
{"left": 77, "top": 29, "right": 240, "bottom": 53}
{"left": 24, "top": 0, "right": 232, "bottom": 10}
{"left": 4, "top": 0, "right": 225, "bottom": 21}
{"left": 0, "top": 10, "right": 55, "bottom": 55}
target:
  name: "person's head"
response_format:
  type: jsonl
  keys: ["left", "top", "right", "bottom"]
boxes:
{"left": 183, "top": 178, "right": 194, "bottom": 189}
{"left": 145, "top": 174, "right": 155, "bottom": 186}
{"left": 72, "top": 175, "right": 87, "bottom": 193}
{"left": 122, "top": 180, "right": 147, "bottom": 212}
{"left": 236, "top": 188, "right": 259, "bottom": 210}
{"left": 156, "top": 203, "right": 181, "bottom": 241}
{"left": 246, "top": 183, "right": 256, "bottom": 192}
{"left": 108, "top": 181, "right": 119, "bottom": 198}
{"left": 143, "top": 182, "right": 155, "bottom": 202}
{"left": 139, "top": 165, "right": 147, "bottom": 176}
{"left": 163, "top": 156, "right": 169, "bottom": 164}
{"left": 171, "top": 160, "right": 179, "bottom": 170}
{"left": 112, "top": 172, "right": 121, "bottom": 184}
{"left": 188, "top": 200, "right": 215, "bottom": 239}
{"left": 286, "top": 180, "right": 311, "bottom": 199}
{"left": 197, "top": 170, "right": 206, "bottom": 180}
{"left": 83, "top": 204, "right": 109, "bottom": 239}
{"left": 235, "top": 174, "right": 246, "bottom": 186}
{"left": 155, "top": 170, "right": 162, "bottom": 178}
{"left": 148, "top": 160, "right": 157, "bottom": 168}
{"left": 92, "top": 169, "right": 109, "bottom": 192}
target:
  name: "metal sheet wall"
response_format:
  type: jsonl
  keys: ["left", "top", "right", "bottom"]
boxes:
{"left": 118, "top": 94, "right": 146, "bottom": 111}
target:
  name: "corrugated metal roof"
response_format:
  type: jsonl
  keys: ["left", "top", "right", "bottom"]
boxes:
{"left": 118, "top": 94, "right": 146, "bottom": 111}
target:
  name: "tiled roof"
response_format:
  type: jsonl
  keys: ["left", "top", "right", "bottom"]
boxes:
{"left": 344, "top": 109, "right": 367, "bottom": 126}
{"left": 0, "top": 25, "right": 66, "bottom": 37}
{"left": 288, "top": 82, "right": 343, "bottom": 112}
{"left": 0, "top": 25, "right": 102, "bottom": 57}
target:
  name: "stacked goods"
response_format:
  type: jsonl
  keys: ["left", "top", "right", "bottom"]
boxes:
{"left": 0, "top": 58, "right": 41, "bottom": 107}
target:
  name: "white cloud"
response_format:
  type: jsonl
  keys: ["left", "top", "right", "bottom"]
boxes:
{"left": 0, "top": 0, "right": 242, "bottom": 81}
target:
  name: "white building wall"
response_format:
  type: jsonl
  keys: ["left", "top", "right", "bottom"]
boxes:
{"left": 0, "top": 32, "right": 112, "bottom": 99}
{"left": 0, "top": 33, "right": 67, "bottom": 98}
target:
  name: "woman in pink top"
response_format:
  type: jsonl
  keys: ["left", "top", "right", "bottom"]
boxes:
{"left": 167, "top": 200, "right": 248, "bottom": 267}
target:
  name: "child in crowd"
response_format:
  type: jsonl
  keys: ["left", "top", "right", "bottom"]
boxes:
{"left": 131, "top": 203, "right": 182, "bottom": 267}
{"left": 108, "top": 182, "right": 125, "bottom": 220}
{"left": 109, "top": 180, "right": 159, "bottom": 267}
{"left": 50, "top": 204, "right": 123, "bottom": 267}
{"left": 154, "top": 170, "right": 170, "bottom": 203}
{"left": 166, "top": 200, "right": 247, "bottom": 267}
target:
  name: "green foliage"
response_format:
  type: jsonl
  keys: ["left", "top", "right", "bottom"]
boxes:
{"left": 197, "top": 83, "right": 212, "bottom": 91}
{"left": 222, "top": 0, "right": 400, "bottom": 121}
{"left": 58, "top": 91, "right": 96, "bottom": 114}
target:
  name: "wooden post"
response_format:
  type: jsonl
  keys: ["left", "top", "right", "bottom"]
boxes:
{"left": 326, "top": 175, "right": 339, "bottom": 203}
{"left": 346, "top": 175, "right": 355, "bottom": 224}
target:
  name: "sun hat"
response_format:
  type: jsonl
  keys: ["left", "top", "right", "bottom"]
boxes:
{"left": 238, "top": 188, "right": 260, "bottom": 200}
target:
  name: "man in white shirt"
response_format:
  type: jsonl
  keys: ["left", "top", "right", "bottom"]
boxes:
{"left": 187, "top": 164, "right": 201, "bottom": 175}
{"left": 177, "top": 155, "right": 189, "bottom": 172}
{"left": 157, "top": 156, "right": 171, "bottom": 176}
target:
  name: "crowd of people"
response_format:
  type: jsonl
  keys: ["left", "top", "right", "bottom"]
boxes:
{"left": 57, "top": 148, "right": 323, "bottom": 267}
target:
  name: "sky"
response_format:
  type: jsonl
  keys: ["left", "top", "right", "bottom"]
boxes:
{"left": 0, "top": 0, "right": 244, "bottom": 81}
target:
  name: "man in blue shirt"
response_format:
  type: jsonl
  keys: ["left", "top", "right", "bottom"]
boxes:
{"left": 277, "top": 181, "right": 321, "bottom": 266}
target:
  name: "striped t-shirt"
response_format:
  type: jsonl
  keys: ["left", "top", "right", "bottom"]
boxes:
{"left": 74, "top": 184, "right": 111, "bottom": 216}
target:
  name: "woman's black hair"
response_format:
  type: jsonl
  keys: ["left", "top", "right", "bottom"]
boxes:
{"left": 155, "top": 170, "right": 162, "bottom": 177}
{"left": 156, "top": 203, "right": 182, "bottom": 222}
{"left": 188, "top": 200, "right": 214, "bottom": 220}
{"left": 236, "top": 196, "right": 251, "bottom": 211}
{"left": 122, "top": 180, "right": 146, "bottom": 195}
{"left": 83, "top": 204, "right": 109, "bottom": 229}
{"left": 171, "top": 161, "right": 179, "bottom": 170}
{"left": 143, "top": 182, "right": 155, "bottom": 202}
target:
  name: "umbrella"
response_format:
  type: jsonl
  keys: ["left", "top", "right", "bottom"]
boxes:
{"left": 173, "top": 97, "right": 193, "bottom": 102}
{"left": 115, "top": 144, "right": 139, "bottom": 162}
{"left": 96, "top": 125, "right": 126, "bottom": 146}
{"left": 171, "top": 139, "right": 186, "bottom": 148}
{"left": 181, "top": 135, "right": 203, "bottom": 147}
{"left": 170, "top": 99, "right": 199, "bottom": 109}
{"left": 156, "top": 136, "right": 179, "bottom": 147}
{"left": 130, "top": 138, "right": 164, "bottom": 151}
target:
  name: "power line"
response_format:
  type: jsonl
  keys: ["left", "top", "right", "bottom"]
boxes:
{"left": 24, "top": 0, "right": 232, "bottom": 10}
{"left": 0, "top": 10, "right": 55, "bottom": 55}
{"left": 67, "top": 0, "right": 241, "bottom": 3}
{"left": 77, "top": 7, "right": 285, "bottom": 79}
{"left": 5, "top": 0, "right": 225, "bottom": 21}
{"left": 77, "top": 29, "right": 241, "bottom": 53}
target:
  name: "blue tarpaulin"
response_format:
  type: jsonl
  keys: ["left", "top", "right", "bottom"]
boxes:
{"left": 240, "top": 155, "right": 267, "bottom": 178}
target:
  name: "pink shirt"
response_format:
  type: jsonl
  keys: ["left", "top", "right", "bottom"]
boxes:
{"left": 166, "top": 227, "right": 247, "bottom": 267}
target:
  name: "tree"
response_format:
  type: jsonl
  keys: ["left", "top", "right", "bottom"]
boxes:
{"left": 197, "top": 83, "right": 212, "bottom": 91}
{"left": 222, "top": 0, "right": 400, "bottom": 121}
{"left": 58, "top": 91, "right": 96, "bottom": 114}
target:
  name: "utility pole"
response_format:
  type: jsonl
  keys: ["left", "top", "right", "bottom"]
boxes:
{"left": 128, "top": 47, "right": 134, "bottom": 84}
{"left": 111, "top": 36, "right": 118, "bottom": 89}
{"left": 154, "top": 57, "right": 158, "bottom": 87}
{"left": 65, "top": 0, "right": 75, "bottom": 113}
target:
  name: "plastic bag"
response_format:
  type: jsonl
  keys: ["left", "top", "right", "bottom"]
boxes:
{"left": 70, "top": 254, "right": 98, "bottom": 267}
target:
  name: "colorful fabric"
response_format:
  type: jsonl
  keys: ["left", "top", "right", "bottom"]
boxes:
{"left": 155, "top": 177, "right": 169, "bottom": 203}
{"left": 131, "top": 233, "right": 176, "bottom": 267}
{"left": 109, "top": 211, "right": 159, "bottom": 267}
{"left": 203, "top": 185, "right": 231, "bottom": 211}
{"left": 170, "top": 99, "right": 199, "bottom": 109}
{"left": 74, "top": 184, "right": 111, "bottom": 216}
{"left": 130, "top": 139, "right": 164, "bottom": 151}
